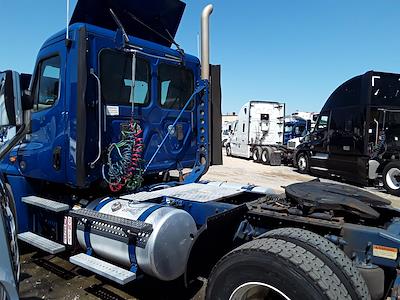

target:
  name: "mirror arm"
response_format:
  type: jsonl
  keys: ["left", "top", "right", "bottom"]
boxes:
{"left": 89, "top": 69, "right": 102, "bottom": 169}
{"left": 374, "top": 119, "right": 379, "bottom": 145}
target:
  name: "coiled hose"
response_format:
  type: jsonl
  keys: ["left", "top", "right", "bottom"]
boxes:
{"left": 102, "top": 120, "right": 144, "bottom": 192}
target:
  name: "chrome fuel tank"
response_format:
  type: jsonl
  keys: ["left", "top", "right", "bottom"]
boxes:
{"left": 76, "top": 200, "right": 197, "bottom": 281}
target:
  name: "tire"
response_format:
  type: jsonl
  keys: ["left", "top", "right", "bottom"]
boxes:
{"left": 382, "top": 162, "right": 400, "bottom": 196}
{"left": 252, "top": 146, "right": 262, "bottom": 162}
{"left": 297, "top": 152, "right": 309, "bottom": 174}
{"left": 261, "top": 148, "right": 270, "bottom": 165}
{"left": 262, "top": 228, "right": 370, "bottom": 300}
{"left": 206, "top": 238, "right": 352, "bottom": 300}
{"left": 1, "top": 182, "right": 20, "bottom": 284}
{"left": 5, "top": 183, "right": 18, "bottom": 233}
{"left": 226, "top": 144, "right": 232, "bottom": 156}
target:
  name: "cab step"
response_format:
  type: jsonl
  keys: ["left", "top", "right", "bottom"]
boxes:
{"left": 69, "top": 253, "right": 136, "bottom": 285}
{"left": 18, "top": 231, "right": 65, "bottom": 254}
{"left": 22, "top": 196, "right": 69, "bottom": 212}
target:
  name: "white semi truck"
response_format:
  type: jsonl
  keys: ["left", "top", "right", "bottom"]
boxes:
{"left": 225, "top": 101, "right": 286, "bottom": 165}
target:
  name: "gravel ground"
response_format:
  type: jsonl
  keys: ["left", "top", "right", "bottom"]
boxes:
{"left": 19, "top": 153, "right": 400, "bottom": 299}
{"left": 204, "top": 153, "right": 400, "bottom": 208}
{"left": 203, "top": 154, "right": 315, "bottom": 193}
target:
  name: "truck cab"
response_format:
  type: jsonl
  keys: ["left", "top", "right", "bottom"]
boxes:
{"left": 286, "top": 113, "right": 318, "bottom": 150}
{"left": 295, "top": 71, "right": 400, "bottom": 195}
{"left": 283, "top": 119, "right": 308, "bottom": 145}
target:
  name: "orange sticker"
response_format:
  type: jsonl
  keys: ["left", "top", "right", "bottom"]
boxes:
{"left": 372, "top": 245, "right": 398, "bottom": 260}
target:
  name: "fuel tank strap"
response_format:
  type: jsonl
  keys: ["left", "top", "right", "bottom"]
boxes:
{"left": 83, "top": 197, "right": 114, "bottom": 254}
{"left": 137, "top": 204, "right": 164, "bottom": 221}
{"left": 128, "top": 204, "right": 164, "bottom": 272}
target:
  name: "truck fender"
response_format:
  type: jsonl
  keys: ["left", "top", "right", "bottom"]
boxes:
{"left": 183, "top": 225, "right": 207, "bottom": 287}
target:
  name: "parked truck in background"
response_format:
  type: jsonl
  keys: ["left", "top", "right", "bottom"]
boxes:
{"left": 286, "top": 112, "right": 319, "bottom": 150}
{"left": 4, "top": 1, "right": 400, "bottom": 300}
{"left": 221, "top": 121, "right": 233, "bottom": 147}
{"left": 225, "top": 102, "right": 315, "bottom": 165}
{"left": 225, "top": 101, "right": 287, "bottom": 165}
{"left": 294, "top": 71, "right": 400, "bottom": 196}
{"left": 284, "top": 112, "right": 318, "bottom": 145}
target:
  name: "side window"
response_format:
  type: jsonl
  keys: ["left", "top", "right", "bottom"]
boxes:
{"left": 34, "top": 55, "right": 61, "bottom": 112}
{"left": 159, "top": 64, "right": 194, "bottom": 110}
{"left": 100, "top": 49, "right": 150, "bottom": 106}
{"left": 316, "top": 114, "right": 329, "bottom": 131}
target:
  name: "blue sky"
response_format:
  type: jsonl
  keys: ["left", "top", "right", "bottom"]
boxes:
{"left": 1, "top": 0, "right": 400, "bottom": 114}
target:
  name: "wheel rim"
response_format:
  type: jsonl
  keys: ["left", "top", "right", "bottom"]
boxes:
{"left": 1, "top": 196, "right": 19, "bottom": 282}
{"left": 386, "top": 168, "right": 400, "bottom": 190}
{"left": 262, "top": 151, "right": 267, "bottom": 162}
{"left": 298, "top": 156, "right": 306, "bottom": 170}
{"left": 253, "top": 151, "right": 258, "bottom": 161}
{"left": 227, "top": 147, "right": 231, "bottom": 156}
{"left": 229, "top": 282, "right": 291, "bottom": 300}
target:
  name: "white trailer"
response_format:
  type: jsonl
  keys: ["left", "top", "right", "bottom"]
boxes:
{"left": 226, "top": 101, "right": 286, "bottom": 165}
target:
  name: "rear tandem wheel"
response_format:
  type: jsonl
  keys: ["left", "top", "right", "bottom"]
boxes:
{"left": 262, "top": 228, "right": 370, "bottom": 300}
{"left": 252, "top": 146, "right": 262, "bottom": 162}
{"left": 206, "top": 237, "right": 358, "bottom": 300}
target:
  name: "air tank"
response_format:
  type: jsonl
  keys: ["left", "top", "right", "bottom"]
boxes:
{"left": 76, "top": 199, "right": 197, "bottom": 281}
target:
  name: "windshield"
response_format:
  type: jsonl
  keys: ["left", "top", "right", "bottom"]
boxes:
{"left": 285, "top": 125, "right": 293, "bottom": 133}
{"left": 100, "top": 49, "right": 150, "bottom": 106}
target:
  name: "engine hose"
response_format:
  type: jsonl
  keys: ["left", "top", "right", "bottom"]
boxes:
{"left": 102, "top": 120, "right": 144, "bottom": 192}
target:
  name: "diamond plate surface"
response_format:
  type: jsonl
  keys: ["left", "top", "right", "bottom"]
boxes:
{"left": 70, "top": 253, "right": 136, "bottom": 285}
{"left": 121, "top": 183, "right": 243, "bottom": 203}
{"left": 22, "top": 196, "right": 69, "bottom": 212}
{"left": 18, "top": 232, "right": 65, "bottom": 254}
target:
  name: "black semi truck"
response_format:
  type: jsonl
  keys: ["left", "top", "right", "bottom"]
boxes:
{"left": 294, "top": 71, "right": 400, "bottom": 195}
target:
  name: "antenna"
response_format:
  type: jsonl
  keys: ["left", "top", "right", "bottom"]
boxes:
{"left": 197, "top": 33, "right": 200, "bottom": 59}
{"left": 66, "top": 0, "right": 70, "bottom": 40}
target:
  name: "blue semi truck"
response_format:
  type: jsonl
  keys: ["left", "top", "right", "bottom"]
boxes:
{"left": 3, "top": 1, "right": 400, "bottom": 299}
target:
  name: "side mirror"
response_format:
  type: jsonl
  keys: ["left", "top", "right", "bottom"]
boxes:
{"left": 306, "top": 120, "right": 312, "bottom": 131}
{"left": 20, "top": 73, "right": 33, "bottom": 111}
{"left": 0, "top": 71, "right": 23, "bottom": 127}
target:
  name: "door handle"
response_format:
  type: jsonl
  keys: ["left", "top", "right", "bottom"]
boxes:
{"left": 53, "top": 146, "right": 62, "bottom": 171}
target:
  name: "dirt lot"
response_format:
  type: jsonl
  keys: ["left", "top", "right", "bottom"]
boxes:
{"left": 19, "top": 154, "right": 400, "bottom": 299}
{"left": 204, "top": 154, "right": 400, "bottom": 208}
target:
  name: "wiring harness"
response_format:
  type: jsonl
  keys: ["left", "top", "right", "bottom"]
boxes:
{"left": 102, "top": 120, "right": 144, "bottom": 192}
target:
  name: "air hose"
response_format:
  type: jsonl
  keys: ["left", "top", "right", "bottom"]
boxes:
{"left": 102, "top": 119, "right": 144, "bottom": 192}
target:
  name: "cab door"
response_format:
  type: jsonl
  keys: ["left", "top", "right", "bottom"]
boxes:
{"left": 18, "top": 41, "right": 67, "bottom": 183}
{"left": 309, "top": 112, "right": 330, "bottom": 172}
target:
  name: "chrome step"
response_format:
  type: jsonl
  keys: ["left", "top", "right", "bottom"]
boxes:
{"left": 18, "top": 231, "right": 65, "bottom": 254}
{"left": 70, "top": 208, "right": 152, "bottom": 248}
{"left": 22, "top": 196, "right": 69, "bottom": 212}
{"left": 70, "top": 253, "right": 136, "bottom": 285}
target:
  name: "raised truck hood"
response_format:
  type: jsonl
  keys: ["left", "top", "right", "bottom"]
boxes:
{"left": 70, "top": 0, "right": 186, "bottom": 47}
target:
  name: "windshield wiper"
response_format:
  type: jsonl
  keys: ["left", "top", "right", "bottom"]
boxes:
{"left": 109, "top": 8, "right": 130, "bottom": 44}
{"left": 124, "top": 10, "right": 185, "bottom": 58}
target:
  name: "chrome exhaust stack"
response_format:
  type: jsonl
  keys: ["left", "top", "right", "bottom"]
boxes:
{"left": 201, "top": 4, "right": 214, "bottom": 80}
